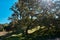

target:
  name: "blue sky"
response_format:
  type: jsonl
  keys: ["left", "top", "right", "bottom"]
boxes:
{"left": 0, "top": 0, "right": 17, "bottom": 24}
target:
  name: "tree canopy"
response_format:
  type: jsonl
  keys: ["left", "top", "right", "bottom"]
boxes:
{"left": 2, "top": 0, "right": 60, "bottom": 40}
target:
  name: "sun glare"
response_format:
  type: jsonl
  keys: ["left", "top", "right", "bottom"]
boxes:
{"left": 38, "top": 0, "right": 57, "bottom": 9}
{"left": 43, "top": 0, "right": 50, "bottom": 2}
{"left": 42, "top": 0, "right": 52, "bottom": 5}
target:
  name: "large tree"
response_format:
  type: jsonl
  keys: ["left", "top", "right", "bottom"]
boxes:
{"left": 9, "top": 0, "right": 60, "bottom": 35}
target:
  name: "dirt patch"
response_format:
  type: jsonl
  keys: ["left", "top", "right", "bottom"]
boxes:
{"left": 0, "top": 31, "right": 8, "bottom": 36}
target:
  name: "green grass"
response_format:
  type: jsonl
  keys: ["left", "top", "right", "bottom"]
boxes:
{"left": 4, "top": 36, "right": 20, "bottom": 40}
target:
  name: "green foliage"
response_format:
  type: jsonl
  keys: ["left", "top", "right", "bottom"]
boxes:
{"left": 3, "top": 0, "right": 60, "bottom": 40}
{"left": 4, "top": 36, "right": 20, "bottom": 40}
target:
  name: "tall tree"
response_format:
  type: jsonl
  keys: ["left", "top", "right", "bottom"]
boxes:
{"left": 9, "top": 0, "right": 60, "bottom": 35}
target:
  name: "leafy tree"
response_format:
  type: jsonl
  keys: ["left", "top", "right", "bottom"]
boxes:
{"left": 8, "top": 0, "right": 60, "bottom": 39}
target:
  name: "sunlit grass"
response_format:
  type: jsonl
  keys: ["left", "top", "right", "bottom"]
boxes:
{"left": 28, "top": 26, "right": 46, "bottom": 34}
